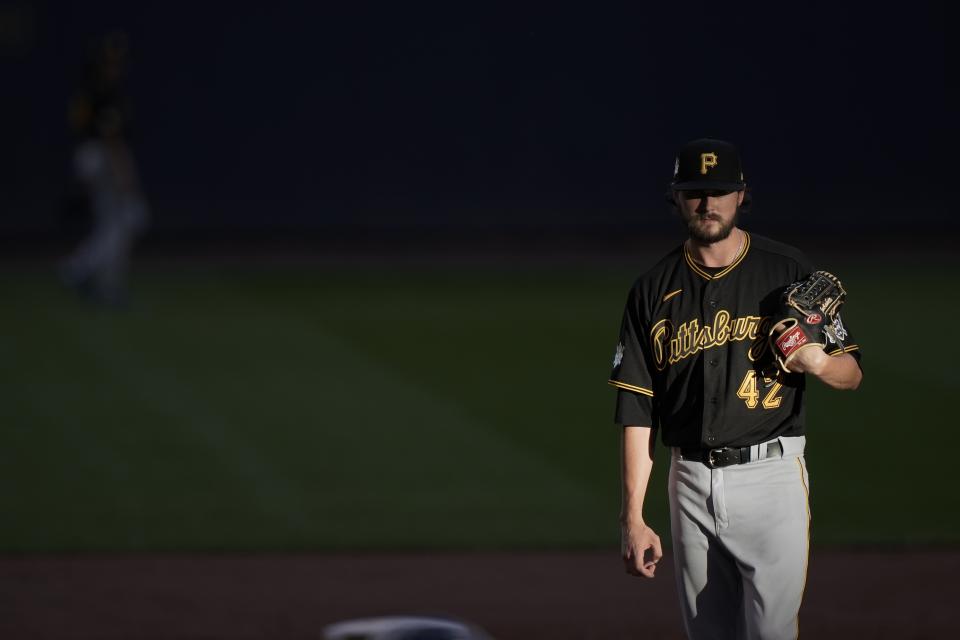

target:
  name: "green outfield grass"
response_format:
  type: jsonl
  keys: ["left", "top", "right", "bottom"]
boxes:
{"left": 1, "top": 258, "right": 956, "bottom": 551}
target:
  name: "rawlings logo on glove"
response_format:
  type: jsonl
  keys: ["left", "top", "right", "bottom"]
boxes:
{"left": 768, "top": 270, "right": 847, "bottom": 374}
{"left": 776, "top": 327, "right": 808, "bottom": 354}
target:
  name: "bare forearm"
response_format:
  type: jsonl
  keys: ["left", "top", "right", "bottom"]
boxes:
{"left": 620, "top": 425, "right": 655, "bottom": 524}
{"left": 789, "top": 347, "right": 862, "bottom": 390}
{"left": 810, "top": 352, "right": 862, "bottom": 390}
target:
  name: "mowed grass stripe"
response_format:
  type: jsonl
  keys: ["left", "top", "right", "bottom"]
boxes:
{"left": 1, "top": 272, "right": 606, "bottom": 550}
{"left": 187, "top": 272, "right": 610, "bottom": 548}
{"left": 1, "top": 277, "right": 313, "bottom": 549}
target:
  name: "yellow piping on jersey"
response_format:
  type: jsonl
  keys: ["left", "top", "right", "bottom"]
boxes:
{"left": 607, "top": 380, "right": 654, "bottom": 397}
{"left": 827, "top": 344, "right": 859, "bottom": 356}
{"left": 662, "top": 289, "right": 683, "bottom": 302}
{"left": 683, "top": 231, "right": 751, "bottom": 280}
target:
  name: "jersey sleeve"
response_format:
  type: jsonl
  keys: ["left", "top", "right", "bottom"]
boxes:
{"left": 608, "top": 286, "right": 657, "bottom": 426}
{"left": 824, "top": 310, "right": 862, "bottom": 369}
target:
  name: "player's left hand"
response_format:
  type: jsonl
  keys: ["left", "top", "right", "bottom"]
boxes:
{"left": 768, "top": 270, "right": 847, "bottom": 374}
{"left": 782, "top": 344, "right": 828, "bottom": 375}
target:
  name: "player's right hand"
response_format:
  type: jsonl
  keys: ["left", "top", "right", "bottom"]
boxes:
{"left": 621, "top": 520, "right": 663, "bottom": 578}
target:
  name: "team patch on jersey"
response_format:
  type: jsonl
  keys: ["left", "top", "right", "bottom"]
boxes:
{"left": 824, "top": 313, "right": 849, "bottom": 345}
{"left": 831, "top": 314, "right": 848, "bottom": 340}
{"left": 776, "top": 326, "right": 808, "bottom": 356}
{"left": 613, "top": 342, "right": 624, "bottom": 368}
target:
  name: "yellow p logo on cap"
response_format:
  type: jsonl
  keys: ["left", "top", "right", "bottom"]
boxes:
{"left": 700, "top": 152, "right": 718, "bottom": 175}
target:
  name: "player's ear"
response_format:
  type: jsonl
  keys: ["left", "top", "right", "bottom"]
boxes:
{"left": 738, "top": 186, "right": 752, "bottom": 214}
{"left": 737, "top": 189, "right": 745, "bottom": 206}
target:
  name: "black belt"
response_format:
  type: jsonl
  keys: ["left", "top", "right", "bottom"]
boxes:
{"left": 679, "top": 440, "right": 783, "bottom": 468}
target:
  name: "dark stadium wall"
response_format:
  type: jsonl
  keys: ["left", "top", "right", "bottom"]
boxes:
{"left": 0, "top": 2, "right": 947, "bottom": 236}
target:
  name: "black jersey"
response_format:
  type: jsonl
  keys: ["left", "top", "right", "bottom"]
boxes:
{"left": 609, "top": 232, "right": 861, "bottom": 448}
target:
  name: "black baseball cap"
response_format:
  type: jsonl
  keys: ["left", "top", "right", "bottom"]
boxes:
{"left": 671, "top": 138, "right": 746, "bottom": 191}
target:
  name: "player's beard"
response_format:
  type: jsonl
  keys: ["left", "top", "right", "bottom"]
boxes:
{"left": 686, "top": 210, "right": 739, "bottom": 244}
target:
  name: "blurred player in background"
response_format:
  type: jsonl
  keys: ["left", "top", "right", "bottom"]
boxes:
{"left": 61, "top": 32, "right": 149, "bottom": 306}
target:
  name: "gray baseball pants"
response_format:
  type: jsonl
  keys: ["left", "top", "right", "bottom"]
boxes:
{"left": 668, "top": 436, "right": 811, "bottom": 640}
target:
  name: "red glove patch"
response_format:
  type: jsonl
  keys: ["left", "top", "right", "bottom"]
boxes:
{"left": 776, "top": 325, "right": 809, "bottom": 358}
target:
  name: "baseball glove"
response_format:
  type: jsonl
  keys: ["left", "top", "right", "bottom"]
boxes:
{"left": 768, "top": 270, "right": 847, "bottom": 373}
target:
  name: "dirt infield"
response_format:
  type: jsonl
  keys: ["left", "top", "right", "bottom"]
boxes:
{"left": 2, "top": 549, "right": 957, "bottom": 639}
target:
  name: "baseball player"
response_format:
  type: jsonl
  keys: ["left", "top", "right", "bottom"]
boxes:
{"left": 61, "top": 32, "right": 149, "bottom": 306}
{"left": 610, "top": 138, "right": 862, "bottom": 639}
